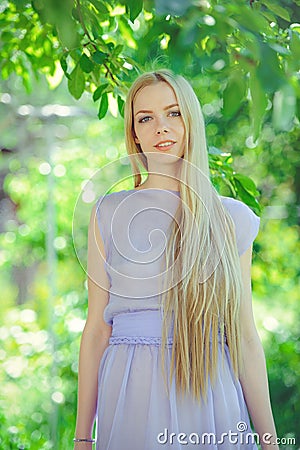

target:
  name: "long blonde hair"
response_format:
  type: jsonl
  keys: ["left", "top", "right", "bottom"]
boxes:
{"left": 124, "top": 69, "right": 243, "bottom": 402}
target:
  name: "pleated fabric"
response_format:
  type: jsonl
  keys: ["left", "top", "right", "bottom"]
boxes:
{"left": 96, "top": 311, "right": 258, "bottom": 450}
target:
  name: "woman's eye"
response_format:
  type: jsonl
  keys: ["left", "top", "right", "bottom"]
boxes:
{"left": 169, "top": 111, "right": 181, "bottom": 117}
{"left": 139, "top": 116, "right": 152, "bottom": 123}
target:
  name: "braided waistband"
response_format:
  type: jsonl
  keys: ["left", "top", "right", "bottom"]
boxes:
{"left": 109, "top": 336, "right": 173, "bottom": 346}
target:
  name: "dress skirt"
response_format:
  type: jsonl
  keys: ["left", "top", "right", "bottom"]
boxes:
{"left": 96, "top": 310, "right": 258, "bottom": 450}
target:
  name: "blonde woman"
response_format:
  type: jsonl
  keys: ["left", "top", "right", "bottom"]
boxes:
{"left": 74, "top": 70, "right": 278, "bottom": 449}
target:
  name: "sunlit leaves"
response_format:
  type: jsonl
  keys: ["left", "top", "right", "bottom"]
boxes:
{"left": 208, "top": 148, "right": 261, "bottom": 214}
{"left": 1, "top": 0, "right": 299, "bottom": 131}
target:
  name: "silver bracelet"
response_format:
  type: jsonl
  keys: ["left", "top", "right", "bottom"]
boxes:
{"left": 73, "top": 438, "right": 95, "bottom": 443}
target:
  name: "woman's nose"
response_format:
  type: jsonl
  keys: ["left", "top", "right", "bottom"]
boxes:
{"left": 156, "top": 118, "right": 169, "bottom": 135}
{"left": 156, "top": 128, "right": 168, "bottom": 135}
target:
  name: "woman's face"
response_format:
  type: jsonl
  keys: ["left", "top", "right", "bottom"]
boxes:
{"left": 133, "top": 82, "right": 185, "bottom": 159}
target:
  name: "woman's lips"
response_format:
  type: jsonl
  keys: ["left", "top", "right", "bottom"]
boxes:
{"left": 154, "top": 140, "right": 176, "bottom": 151}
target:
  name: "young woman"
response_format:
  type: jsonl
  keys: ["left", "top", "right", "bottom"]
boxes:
{"left": 74, "top": 70, "right": 279, "bottom": 449}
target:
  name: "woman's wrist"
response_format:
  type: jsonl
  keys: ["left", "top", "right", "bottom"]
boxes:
{"left": 73, "top": 437, "right": 95, "bottom": 443}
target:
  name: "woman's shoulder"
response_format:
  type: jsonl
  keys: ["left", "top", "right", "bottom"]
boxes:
{"left": 219, "top": 195, "right": 260, "bottom": 256}
{"left": 220, "top": 195, "right": 254, "bottom": 216}
{"left": 220, "top": 195, "right": 258, "bottom": 219}
{"left": 95, "top": 189, "right": 128, "bottom": 207}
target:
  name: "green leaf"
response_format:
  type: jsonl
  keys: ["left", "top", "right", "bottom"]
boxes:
{"left": 67, "top": 64, "right": 85, "bottom": 100}
{"left": 72, "top": 6, "right": 80, "bottom": 21}
{"left": 98, "top": 93, "right": 108, "bottom": 119}
{"left": 60, "top": 54, "right": 70, "bottom": 79}
{"left": 92, "top": 50, "right": 108, "bottom": 64}
{"left": 113, "top": 44, "right": 124, "bottom": 56}
{"left": 261, "top": 0, "right": 291, "bottom": 22}
{"left": 82, "top": 7, "right": 103, "bottom": 40}
{"left": 234, "top": 174, "right": 260, "bottom": 197}
{"left": 107, "top": 42, "right": 115, "bottom": 52}
{"left": 56, "top": 19, "right": 80, "bottom": 50}
{"left": 261, "top": 10, "right": 276, "bottom": 23}
{"left": 290, "top": 31, "right": 300, "bottom": 71}
{"left": 249, "top": 71, "right": 267, "bottom": 141}
{"left": 127, "top": 0, "right": 143, "bottom": 22}
{"left": 117, "top": 95, "right": 125, "bottom": 117}
{"left": 272, "top": 83, "right": 296, "bottom": 132}
{"left": 234, "top": 180, "right": 261, "bottom": 214}
{"left": 234, "top": 6, "right": 270, "bottom": 34}
{"left": 257, "top": 43, "right": 284, "bottom": 94}
{"left": 88, "top": 0, "right": 109, "bottom": 14}
{"left": 93, "top": 83, "right": 109, "bottom": 102}
{"left": 79, "top": 54, "right": 94, "bottom": 73}
{"left": 222, "top": 71, "right": 246, "bottom": 118}
{"left": 269, "top": 44, "right": 290, "bottom": 56}
{"left": 222, "top": 177, "right": 237, "bottom": 197}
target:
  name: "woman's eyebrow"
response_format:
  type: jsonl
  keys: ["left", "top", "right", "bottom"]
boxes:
{"left": 135, "top": 103, "right": 179, "bottom": 116}
{"left": 165, "top": 103, "right": 179, "bottom": 110}
{"left": 135, "top": 109, "right": 153, "bottom": 116}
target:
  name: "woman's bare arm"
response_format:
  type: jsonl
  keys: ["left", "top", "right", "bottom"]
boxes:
{"left": 239, "top": 246, "right": 279, "bottom": 450}
{"left": 74, "top": 204, "right": 112, "bottom": 449}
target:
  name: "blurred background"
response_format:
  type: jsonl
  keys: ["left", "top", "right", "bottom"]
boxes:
{"left": 0, "top": 0, "right": 299, "bottom": 448}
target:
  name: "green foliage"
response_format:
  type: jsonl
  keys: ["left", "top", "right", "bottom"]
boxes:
{"left": 1, "top": 0, "right": 299, "bottom": 136}
{"left": 209, "top": 148, "right": 262, "bottom": 214}
{"left": 1, "top": 0, "right": 299, "bottom": 210}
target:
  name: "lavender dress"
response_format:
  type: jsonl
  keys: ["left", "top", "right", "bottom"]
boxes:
{"left": 94, "top": 189, "right": 260, "bottom": 450}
